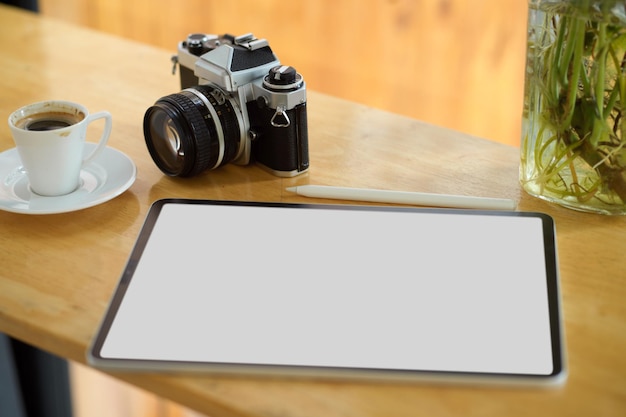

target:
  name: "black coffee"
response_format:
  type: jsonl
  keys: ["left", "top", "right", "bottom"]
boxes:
{"left": 26, "top": 119, "right": 73, "bottom": 131}
{"left": 16, "top": 111, "right": 85, "bottom": 131}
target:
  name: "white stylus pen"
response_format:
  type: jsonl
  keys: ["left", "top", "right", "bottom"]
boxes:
{"left": 286, "top": 185, "right": 517, "bottom": 210}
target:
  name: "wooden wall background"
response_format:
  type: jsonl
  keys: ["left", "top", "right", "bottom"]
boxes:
{"left": 39, "top": 0, "right": 529, "bottom": 146}
{"left": 35, "top": 1, "right": 529, "bottom": 416}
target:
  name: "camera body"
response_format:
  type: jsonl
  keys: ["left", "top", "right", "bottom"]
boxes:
{"left": 143, "top": 33, "right": 309, "bottom": 177}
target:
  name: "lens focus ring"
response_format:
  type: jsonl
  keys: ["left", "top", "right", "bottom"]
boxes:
{"left": 193, "top": 85, "right": 242, "bottom": 165}
{"left": 161, "top": 93, "right": 215, "bottom": 176}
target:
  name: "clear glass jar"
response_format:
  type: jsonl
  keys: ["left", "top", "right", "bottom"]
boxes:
{"left": 521, "top": 0, "right": 626, "bottom": 214}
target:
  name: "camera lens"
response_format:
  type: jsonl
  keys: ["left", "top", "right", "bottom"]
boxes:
{"left": 143, "top": 85, "right": 243, "bottom": 177}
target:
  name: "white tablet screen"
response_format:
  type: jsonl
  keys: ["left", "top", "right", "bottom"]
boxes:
{"left": 90, "top": 200, "right": 564, "bottom": 384}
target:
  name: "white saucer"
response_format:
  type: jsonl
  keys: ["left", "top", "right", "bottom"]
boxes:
{"left": 0, "top": 143, "right": 136, "bottom": 214}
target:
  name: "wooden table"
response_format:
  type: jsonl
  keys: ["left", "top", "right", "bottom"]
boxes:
{"left": 1, "top": 5, "right": 625, "bottom": 417}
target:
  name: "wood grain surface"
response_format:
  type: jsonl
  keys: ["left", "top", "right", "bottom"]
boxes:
{"left": 39, "top": 0, "right": 529, "bottom": 146}
{"left": 1, "top": 4, "right": 625, "bottom": 417}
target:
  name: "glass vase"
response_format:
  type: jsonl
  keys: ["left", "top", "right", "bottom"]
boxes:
{"left": 521, "top": 0, "right": 626, "bottom": 214}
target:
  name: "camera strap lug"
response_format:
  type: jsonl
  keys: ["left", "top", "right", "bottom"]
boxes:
{"left": 171, "top": 55, "right": 179, "bottom": 75}
{"left": 270, "top": 106, "right": 290, "bottom": 128}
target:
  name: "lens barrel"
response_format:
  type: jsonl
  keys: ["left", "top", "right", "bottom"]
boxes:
{"left": 143, "top": 85, "right": 242, "bottom": 177}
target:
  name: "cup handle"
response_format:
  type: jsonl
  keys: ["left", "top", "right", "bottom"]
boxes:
{"left": 82, "top": 111, "right": 112, "bottom": 165}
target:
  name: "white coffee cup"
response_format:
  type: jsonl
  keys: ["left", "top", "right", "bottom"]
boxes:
{"left": 8, "top": 100, "right": 112, "bottom": 196}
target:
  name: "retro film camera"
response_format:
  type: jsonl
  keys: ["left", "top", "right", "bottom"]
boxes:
{"left": 143, "top": 33, "right": 309, "bottom": 177}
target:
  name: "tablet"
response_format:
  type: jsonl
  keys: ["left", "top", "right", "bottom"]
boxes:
{"left": 89, "top": 199, "right": 566, "bottom": 386}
